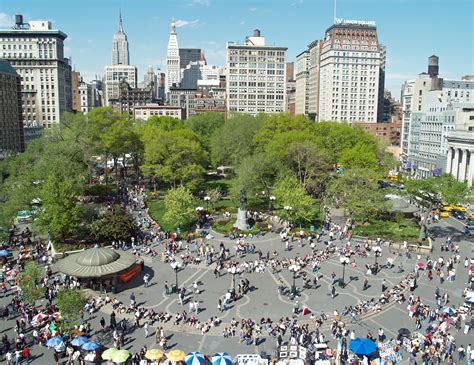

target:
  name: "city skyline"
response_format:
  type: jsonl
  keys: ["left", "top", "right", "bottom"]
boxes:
{"left": 0, "top": 0, "right": 472, "bottom": 98}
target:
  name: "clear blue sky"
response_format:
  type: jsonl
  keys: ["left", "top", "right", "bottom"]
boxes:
{"left": 1, "top": 0, "right": 473, "bottom": 99}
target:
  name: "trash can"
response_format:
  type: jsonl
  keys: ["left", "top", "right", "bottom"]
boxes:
{"left": 171, "top": 284, "right": 177, "bottom": 293}
{"left": 112, "top": 285, "right": 117, "bottom": 294}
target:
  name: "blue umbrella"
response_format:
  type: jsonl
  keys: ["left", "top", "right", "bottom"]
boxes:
{"left": 349, "top": 338, "right": 377, "bottom": 355}
{"left": 211, "top": 353, "right": 232, "bottom": 365}
{"left": 441, "top": 306, "right": 457, "bottom": 315}
{"left": 186, "top": 352, "right": 206, "bottom": 365}
{"left": 81, "top": 341, "right": 101, "bottom": 351}
{"left": 71, "top": 336, "right": 89, "bottom": 346}
{"left": 46, "top": 336, "right": 64, "bottom": 348}
{"left": 0, "top": 250, "right": 9, "bottom": 257}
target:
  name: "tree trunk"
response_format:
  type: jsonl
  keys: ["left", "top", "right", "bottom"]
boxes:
{"left": 419, "top": 201, "right": 433, "bottom": 240}
{"left": 104, "top": 152, "right": 109, "bottom": 188}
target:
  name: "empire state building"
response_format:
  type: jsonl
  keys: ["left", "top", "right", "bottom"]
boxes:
{"left": 112, "top": 12, "right": 130, "bottom": 65}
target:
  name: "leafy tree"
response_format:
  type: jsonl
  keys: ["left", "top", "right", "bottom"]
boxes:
{"left": 210, "top": 114, "right": 264, "bottom": 166}
{"left": 141, "top": 128, "right": 207, "bottom": 189}
{"left": 273, "top": 175, "right": 318, "bottom": 226}
{"left": 18, "top": 262, "right": 45, "bottom": 305}
{"left": 56, "top": 288, "right": 87, "bottom": 331}
{"left": 204, "top": 187, "right": 222, "bottom": 208}
{"left": 405, "top": 173, "right": 470, "bottom": 237}
{"left": 285, "top": 141, "right": 332, "bottom": 199}
{"left": 90, "top": 205, "right": 135, "bottom": 242}
{"left": 231, "top": 153, "right": 278, "bottom": 207}
{"left": 253, "top": 113, "right": 313, "bottom": 149}
{"left": 185, "top": 112, "right": 225, "bottom": 152}
{"left": 37, "top": 175, "right": 83, "bottom": 240}
{"left": 325, "top": 168, "right": 388, "bottom": 222}
{"left": 163, "top": 186, "right": 197, "bottom": 229}
{"left": 339, "top": 142, "right": 379, "bottom": 170}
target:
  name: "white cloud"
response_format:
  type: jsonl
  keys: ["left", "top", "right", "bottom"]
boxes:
{"left": 190, "top": 0, "right": 211, "bottom": 5}
{"left": 87, "top": 39, "right": 94, "bottom": 43}
{"left": 0, "top": 12, "right": 13, "bottom": 27}
{"left": 240, "top": 21, "right": 246, "bottom": 25}
{"left": 291, "top": 0, "right": 304, "bottom": 5}
{"left": 249, "top": 7, "right": 258, "bottom": 12}
{"left": 174, "top": 19, "right": 204, "bottom": 28}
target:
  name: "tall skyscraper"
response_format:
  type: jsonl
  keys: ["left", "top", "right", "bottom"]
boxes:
{"left": 144, "top": 66, "right": 158, "bottom": 100}
{"left": 318, "top": 19, "right": 385, "bottom": 123}
{"left": 112, "top": 12, "right": 130, "bottom": 65}
{"left": 166, "top": 18, "right": 180, "bottom": 96}
{"left": 294, "top": 20, "right": 385, "bottom": 123}
{"left": 0, "top": 60, "right": 24, "bottom": 157}
{"left": 179, "top": 48, "right": 204, "bottom": 70}
{"left": 226, "top": 29, "right": 288, "bottom": 115}
{"left": 0, "top": 14, "right": 72, "bottom": 128}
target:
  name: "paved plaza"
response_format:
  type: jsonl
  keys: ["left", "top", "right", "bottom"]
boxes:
{"left": 1, "top": 209, "right": 472, "bottom": 363}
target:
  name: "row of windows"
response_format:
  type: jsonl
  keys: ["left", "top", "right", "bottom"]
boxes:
{"left": 229, "top": 49, "right": 286, "bottom": 57}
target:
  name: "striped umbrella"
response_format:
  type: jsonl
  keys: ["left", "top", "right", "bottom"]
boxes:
{"left": 186, "top": 352, "right": 206, "bottom": 365}
{"left": 441, "top": 306, "right": 456, "bottom": 315}
{"left": 465, "top": 292, "right": 474, "bottom": 303}
{"left": 211, "top": 353, "right": 232, "bottom": 365}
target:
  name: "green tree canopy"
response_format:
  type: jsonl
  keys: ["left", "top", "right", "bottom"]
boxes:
{"left": 141, "top": 128, "right": 208, "bottom": 188}
{"left": 405, "top": 173, "right": 470, "bottom": 205}
{"left": 163, "top": 186, "right": 197, "bottom": 229}
{"left": 18, "top": 262, "right": 45, "bottom": 305}
{"left": 90, "top": 205, "right": 136, "bottom": 242}
{"left": 185, "top": 112, "right": 225, "bottom": 151}
{"left": 325, "top": 167, "right": 388, "bottom": 222}
{"left": 56, "top": 288, "right": 87, "bottom": 331}
{"left": 37, "top": 174, "right": 84, "bottom": 239}
{"left": 210, "top": 114, "right": 264, "bottom": 166}
{"left": 273, "top": 175, "right": 318, "bottom": 226}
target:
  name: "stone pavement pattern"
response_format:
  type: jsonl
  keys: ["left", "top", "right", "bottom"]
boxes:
{"left": 0, "top": 215, "right": 472, "bottom": 363}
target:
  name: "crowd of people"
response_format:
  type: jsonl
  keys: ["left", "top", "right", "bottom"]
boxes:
{"left": 0, "top": 184, "right": 472, "bottom": 365}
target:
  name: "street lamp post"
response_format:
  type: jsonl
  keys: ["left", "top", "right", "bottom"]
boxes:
{"left": 170, "top": 261, "right": 182, "bottom": 293}
{"left": 269, "top": 195, "right": 276, "bottom": 212}
{"left": 372, "top": 246, "right": 382, "bottom": 274}
{"left": 289, "top": 264, "right": 301, "bottom": 298}
{"left": 228, "top": 266, "right": 240, "bottom": 290}
{"left": 339, "top": 256, "right": 350, "bottom": 288}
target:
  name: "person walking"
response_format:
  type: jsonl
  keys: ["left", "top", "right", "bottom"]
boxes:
{"left": 381, "top": 279, "right": 387, "bottom": 292}
{"left": 144, "top": 322, "right": 149, "bottom": 338}
{"left": 363, "top": 278, "right": 369, "bottom": 291}
{"left": 164, "top": 281, "right": 170, "bottom": 295}
{"left": 218, "top": 298, "right": 222, "bottom": 312}
{"left": 331, "top": 285, "right": 336, "bottom": 299}
{"left": 143, "top": 273, "right": 150, "bottom": 288}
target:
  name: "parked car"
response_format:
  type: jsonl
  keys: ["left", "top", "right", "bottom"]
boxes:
{"left": 439, "top": 210, "right": 449, "bottom": 218}
{"left": 467, "top": 217, "right": 474, "bottom": 225}
{"left": 452, "top": 210, "right": 466, "bottom": 220}
{"left": 465, "top": 225, "right": 474, "bottom": 236}
{"left": 451, "top": 204, "right": 467, "bottom": 212}
{"left": 468, "top": 212, "right": 474, "bottom": 219}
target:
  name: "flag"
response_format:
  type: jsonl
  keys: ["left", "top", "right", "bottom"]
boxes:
{"left": 302, "top": 307, "right": 311, "bottom": 316}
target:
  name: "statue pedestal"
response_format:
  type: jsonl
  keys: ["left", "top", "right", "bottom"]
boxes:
{"left": 234, "top": 208, "right": 250, "bottom": 230}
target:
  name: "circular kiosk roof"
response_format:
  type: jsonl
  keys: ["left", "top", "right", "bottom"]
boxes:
{"left": 55, "top": 247, "right": 136, "bottom": 278}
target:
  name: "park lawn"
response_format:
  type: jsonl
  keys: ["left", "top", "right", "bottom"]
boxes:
{"left": 353, "top": 218, "right": 420, "bottom": 243}
{"left": 147, "top": 199, "right": 175, "bottom": 232}
{"left": 198, "top": 176, "right": 232, "bottom": 193}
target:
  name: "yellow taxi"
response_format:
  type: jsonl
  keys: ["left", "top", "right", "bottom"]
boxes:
{"left": 451, "top": 204, "right": 467, "bottom": 212}
{"left": 442, "top": 205, "right": 453, "bottom": 212}
{"left": 468, "top": 212, "right": 474, "bottom": 218}
{"left": 439, "top": 210, "right": 449, "bottom": 218}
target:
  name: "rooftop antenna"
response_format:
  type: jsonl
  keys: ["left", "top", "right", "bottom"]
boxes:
{"left": 333, "top": 0, "right": 337, "bottom": 24}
